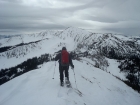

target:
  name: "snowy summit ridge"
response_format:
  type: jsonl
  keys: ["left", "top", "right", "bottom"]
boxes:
{"left": 0, "top": 27, "right": 140, "bottom": 105}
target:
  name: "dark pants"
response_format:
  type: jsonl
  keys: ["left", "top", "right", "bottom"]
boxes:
{"left": 59, "top": 65, "right": 69, "bottom": 82}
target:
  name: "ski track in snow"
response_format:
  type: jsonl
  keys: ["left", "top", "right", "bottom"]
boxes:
{"left": 0, "top": 60, "right": 140, "bottom": 105}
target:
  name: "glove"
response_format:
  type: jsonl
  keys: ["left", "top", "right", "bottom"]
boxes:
{"left": 71, "top": 65, "right": 74, "bottom": 69}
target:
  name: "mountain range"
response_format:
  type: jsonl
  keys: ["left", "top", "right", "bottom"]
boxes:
{"left": 0, "top": 27, "right": 140, "bottom": 105}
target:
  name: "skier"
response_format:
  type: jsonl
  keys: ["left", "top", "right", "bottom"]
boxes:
{"left": 55, "top": 47, "right": 74, "bottom": 87}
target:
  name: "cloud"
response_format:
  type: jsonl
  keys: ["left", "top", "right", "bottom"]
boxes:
{"left": 0, "top": 0, "right": 140, "bottom": 35}
{"left": 81, "top": 15, "right": 119, "bottom": 23}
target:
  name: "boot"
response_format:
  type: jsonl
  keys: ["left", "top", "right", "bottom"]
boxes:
{"left": 65, "top": 77, "right": 69, "bottom": 84}
{"left": 65, "top": 77, "right": 71, "bottom": 87}
{"left": 60, "top": 81, "right": 64, "bottom": 87}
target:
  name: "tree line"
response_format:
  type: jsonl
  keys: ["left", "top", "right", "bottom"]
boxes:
{"left": 119, "top": 56, "right": 140, "bottom": 93}
{"left": 0, "top": 53, "right": 52, "bottom": 85}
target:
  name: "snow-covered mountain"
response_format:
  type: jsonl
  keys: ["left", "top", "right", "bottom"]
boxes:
{"left": 1, "top": 27, "right": 139, "bottom": 68}
{"left": 0, "top": 27, "right": 140, "bottom": 105}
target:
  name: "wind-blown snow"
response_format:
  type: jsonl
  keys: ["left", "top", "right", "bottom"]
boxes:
{"left": 0, "top": 60, "right": 140, "bottom": 105}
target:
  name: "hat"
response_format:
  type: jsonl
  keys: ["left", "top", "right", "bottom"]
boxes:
{"left": 62, "top": 47, "right": 67, "bottom": 50}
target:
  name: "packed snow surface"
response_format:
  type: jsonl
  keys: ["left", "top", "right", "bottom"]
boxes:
{"left": 0, "top": 60, "right": 140, "bottom": 105}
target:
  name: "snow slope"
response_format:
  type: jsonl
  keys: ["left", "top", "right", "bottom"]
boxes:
{"left": 106, "top": 58, "right": 127, "bottom": 80}
{"left": 0, "top": 29, "right": 76, "bottom": 69}
{"left": 1, "top": 27, "right": 139, "bottom": 70}
{"left": 0, "top": 36, "right": 76, "bottom": 70}
{"left": 0, "top": 27, "right": 140, "bottom": 105}
{"left": 0, "top": 31, "right": 57, "bottom": 47}
{"left": 0, "top": 60, "right": 140, "bottom": 105}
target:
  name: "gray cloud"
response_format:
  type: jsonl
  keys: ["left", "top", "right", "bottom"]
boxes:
{"left": 0, "top": 0, "right": 140, "bottom": 35}
{"left": 104, "top": 28, "right": 140, "bottom": 36}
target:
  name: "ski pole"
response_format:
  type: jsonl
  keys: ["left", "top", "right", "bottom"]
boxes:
{"left": 52, "top": 62, "right": 56, "bottom": 79}
{"left": 72, "top": 68, "right": 83, "bottom": 96}
{"left": 72, "top": 68, "right": 78, "bottom": 89}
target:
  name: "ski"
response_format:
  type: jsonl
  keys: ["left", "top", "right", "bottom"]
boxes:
{"left": 74, "top": 88, "right": 83, "bottom": 97}
{"left": 65, "top": 78, "right": 72, "bottom": 88}
{"left": 66, "top": 82, "right": 71, "bottom": 88}
{"left": 59, "top": 82, "right": 83, "bottom": 97}
{"left": 67, "top": 82, "right": 83, "bottom": 97}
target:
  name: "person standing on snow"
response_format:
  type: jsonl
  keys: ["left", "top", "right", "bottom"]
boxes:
{"left": 55, "top": 47, "right": 74, "bottom": 87}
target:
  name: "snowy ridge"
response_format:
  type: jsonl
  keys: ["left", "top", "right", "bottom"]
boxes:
{"left": 0, "top": 27, "right": 140, "bottom": 74}
{"left": 77, "top": 34, "right": 140, "bottom": 59}
{"left": 0, "top": 60, "right": 140, "bottom": 105}
{"left": 54, "top": 27, "right": 140, "bottom": 59}
{"left": 0, "top": 39, "right": 48, "bottom": 59}
{"left": 1, "top": 27, "right": 139, "bottom": 60}
{"left": 0, "top": 37, "right": 68, "bottom": 69}
{"left": 0, "top": 30, "right": 57, "bottom": 47}
{"left": 0, "top": 27, "right": 140, "bottom": 105}
{"left": 0, "top": 27, "right": 140, "bottom": 70}
{"left": 56, "top": 27, "right": 92, "bottom": 42}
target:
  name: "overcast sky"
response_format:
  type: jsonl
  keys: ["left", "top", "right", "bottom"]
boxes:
{"left": 0, "top": 0, "right": 140, "bottom": 36}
